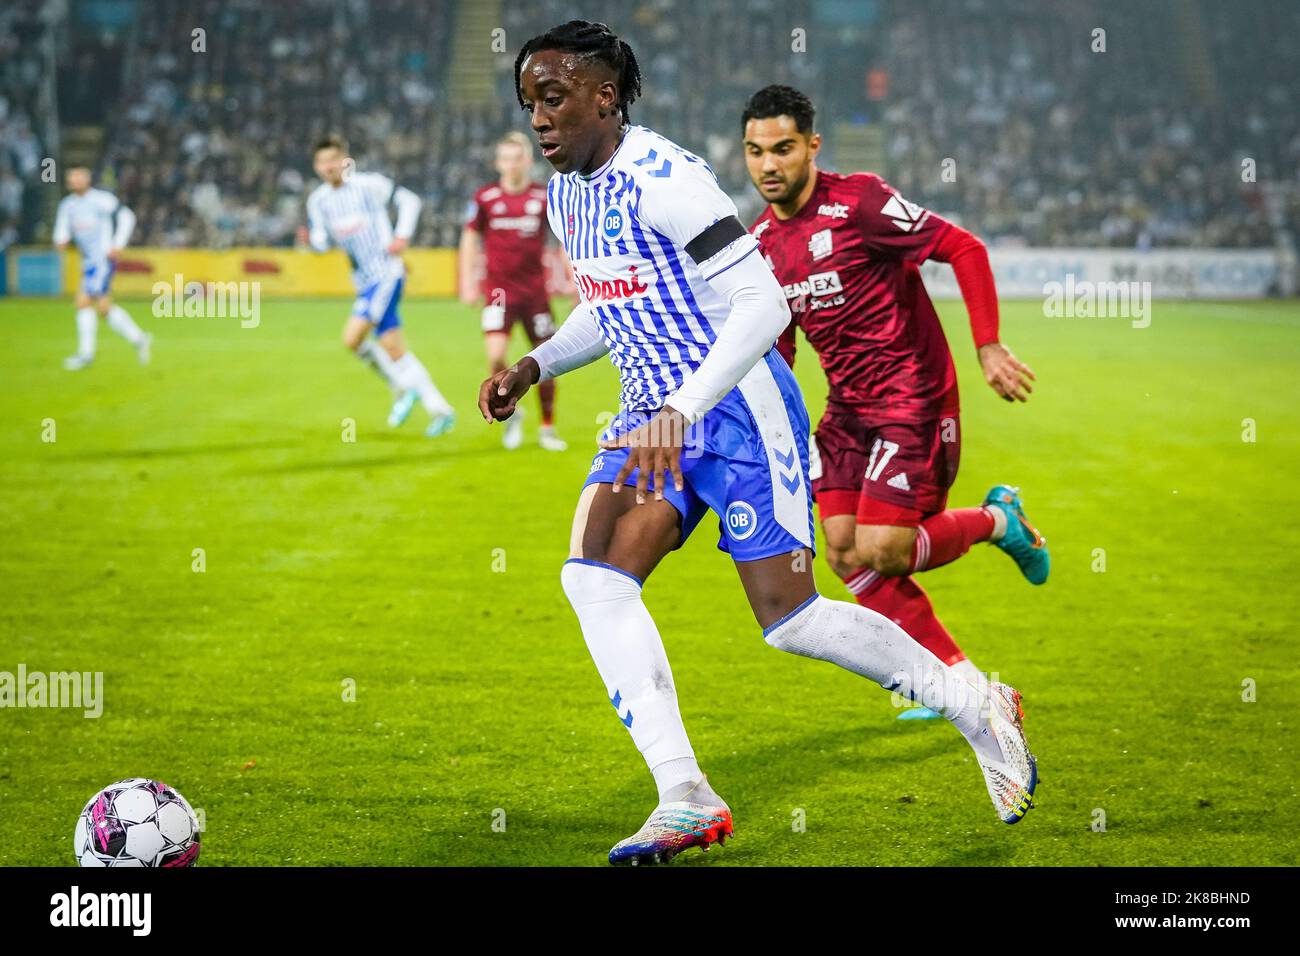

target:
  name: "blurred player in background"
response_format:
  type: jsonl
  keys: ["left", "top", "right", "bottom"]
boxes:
{"left": 482, "top": 21, "right": 1036, "bottom": 866}
{"left": 52, "top": 166, "right": 151, "bottom": 370}
{"left": 743, "top": 86, "right": 1049, "bottom": 718}
{"left": 460, "top": 132, "right": 567, "bottom": 451}
{"left": 301, "top": 135, "right": 455, "bottom": 437}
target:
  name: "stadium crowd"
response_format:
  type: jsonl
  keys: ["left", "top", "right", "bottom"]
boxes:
{"left": 31, "top": 0, "right": 1299, "bottom": 250}
{"left": 0, "top": 0, "right": 52, "bottom": 252}
{"left": 879, "top": 0, "right": 1297, "bottom": 248}
{"left": 99, "top": 0, "right": 456, "bottom": 248}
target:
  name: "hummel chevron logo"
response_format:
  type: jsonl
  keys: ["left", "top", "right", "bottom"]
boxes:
{"left": 773, "top": 447, "right": 800, "bottom": 494}
{"left": 633, "top": 148, "right": 672, "bottom": 178}
{"left": 610, "top": 689, "right": 634, "bottom": 728}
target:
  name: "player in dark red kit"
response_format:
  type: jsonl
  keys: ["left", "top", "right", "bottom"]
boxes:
{"left": 460, "top": 131, "right": 567, "bottom": 451}
{"left": 742, "top": 86, "right": 1049, "bottom": 712}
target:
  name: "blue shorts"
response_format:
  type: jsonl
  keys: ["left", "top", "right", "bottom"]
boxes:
{"left": 584, "top": 350, "right": 816, "bottom": 562}
{"left": 81, "top": 260, "right": 115, "bottom": 297}
{"left": 352, "top": 276, "right": 403, "bottom": 334}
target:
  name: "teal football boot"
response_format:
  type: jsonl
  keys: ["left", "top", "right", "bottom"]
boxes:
{"left": 897, "top": 706, "right": 943, "bottom": 721}
{"left": 983, "top": 485, "right": 1049, "bottom": 585}
{"left": 387, "top": 389, "right": 419, "bottom": 428}
{"left": 425, "top": 410, "right": 456, "bottom": 438}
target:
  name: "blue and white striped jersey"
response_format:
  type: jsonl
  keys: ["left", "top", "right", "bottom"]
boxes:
{"left": 547, "top": 125, "right": 759, "bottom": 412}
{"left": 53, "top": 188, "right": 134, "bottom": 265}
{"left": 306, "top": 173, "right": 414, "bottom": 289}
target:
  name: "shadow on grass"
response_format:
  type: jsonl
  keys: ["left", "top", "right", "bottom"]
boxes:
{"left": 407, "top": 720, "right": 974, "bottom": 865}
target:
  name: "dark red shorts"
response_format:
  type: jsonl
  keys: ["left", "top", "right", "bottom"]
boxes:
{"left": 481, "top": 296, "right": 556, "bottom": 345}
{"left": 811, "top": 406, "right": 961, "bottom": 525}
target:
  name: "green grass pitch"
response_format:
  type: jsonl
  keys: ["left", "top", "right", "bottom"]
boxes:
{"left": 1, "top": 294, "right": 1297, "bottom": 866}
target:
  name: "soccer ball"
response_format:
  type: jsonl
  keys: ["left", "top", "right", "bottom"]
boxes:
{"left": 74, "top": 778, "right": 201, "bottom": 867}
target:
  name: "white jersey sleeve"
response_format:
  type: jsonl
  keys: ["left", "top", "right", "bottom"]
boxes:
{"left": 358, "top": 173, "right": 395, "bottom": 209}
{"left": 391, "top": 186, "right": 422, "bottom": 241}
{"left": 305, "top": 189, "right": 330, "bottom": 252}
{"left": 526, "top": 301, "right": 608, "bottom": 382}
{"left": 634, "top": 160, "right": 758, "bottom": 280}
{"left": 53, "top": 197, "right": 71, "bottom": 246}
{"left": 110, "top": 201, "right": 136, "bottom": 249}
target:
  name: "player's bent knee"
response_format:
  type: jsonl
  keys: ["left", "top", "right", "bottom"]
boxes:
{"left": 858, "top": 535, "right": 914, "bottom": 577}
{"left": 761, "top": 594, "right": 825, "bottom": 658}
{"left": 560, "top": 558, "right": 640, "bottom": 610}
{"left": 823, "top": 545, "right": 860, "bottom": 580}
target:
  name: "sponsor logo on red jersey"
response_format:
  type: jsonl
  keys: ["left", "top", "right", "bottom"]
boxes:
{"left": 808, "top": 228, "right": 834, "bottom": 261}
{"left": 782, "top": 270, "right": 843, "bottom": 299}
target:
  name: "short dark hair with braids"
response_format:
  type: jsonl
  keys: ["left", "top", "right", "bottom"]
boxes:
{"left": 513, "top": 20, "right": 642, "bottom": 123}
{"left": 741, "top": 85, "right": 816, "bottom": 136}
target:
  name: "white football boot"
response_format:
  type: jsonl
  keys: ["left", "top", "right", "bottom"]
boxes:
{"left": 538, "top": 425, "right": 567, "bottom": 452}
{"left": 502, "top": 407, "right": 525, "bottom": 450}
{"left": 976, "top": 682, "right": 1037, "bottom": 824}
{"left": 608, "top": 777, "right": 733, "bottom": 866}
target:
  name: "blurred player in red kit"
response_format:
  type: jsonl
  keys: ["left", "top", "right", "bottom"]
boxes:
{"left": 742, "top": 86, "right": 1050, "bottom": 711}
{"left": 460, "top": 131, "right": 568, "bottom": 451}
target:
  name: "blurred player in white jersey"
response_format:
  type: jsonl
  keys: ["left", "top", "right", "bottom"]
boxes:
{"left": 301, "top": 136, "right": 454, "bottom": 437}
{"left": 481, "top": 21, "right": 1037, "bottom": 866}
{"left": 52, "top": 167, "right": 151, "bottom": 370}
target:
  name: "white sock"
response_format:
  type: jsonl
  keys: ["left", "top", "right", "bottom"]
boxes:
{"left": 393, "top": 352, "right": 452, "bottom": 416}
{"left": 986, "top": 505, "right": 1007, "bottom": 542}
{"left": 764, "top": 595, "right": 1002, "bottom": 762}
{"left": 106, "top": 305, "right": 145, "bottom": 346}
{"left": 950, "top": 657, "right": 982, "bottom": 685}
{"left": 75, "top": 307, "right": 97, "bottom": 357}
{"left": 356, "top": 338, "right": 402, "bottom": 393}
{"left": 561, "top": 560, "right": 702, "bottom": 800}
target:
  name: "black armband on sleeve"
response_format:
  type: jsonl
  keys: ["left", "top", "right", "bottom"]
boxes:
{"left": 685, "top": 216, "right": 748, "bottom": 264}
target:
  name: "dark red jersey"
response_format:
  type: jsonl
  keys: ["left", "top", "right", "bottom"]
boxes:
{"left": 752, "top": 170, "right": 960, "bottom": 423}
{"left": 465, "top": 181, "right": 549, "bottom": 306}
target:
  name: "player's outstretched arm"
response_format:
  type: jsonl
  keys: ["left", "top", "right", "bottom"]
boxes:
{"left": 478, "top": 302, "right": 606, "bottom": 422}
{"left": 110, "top": 203, "right": 136, "bottom": 258}
{"left": 301, "top": 193, "right": 329, "bottom": 253}
{"left": 52, "top": 199, "right": 70, "bottom": 250}
{"left": 388, "top": 184, "right": 420, "bottom": 253}
{"left": 664, "top": 238, "right": 791, "bottom": 424}
{"left": 479, "top": 359, "right": 537, "bottom": 422}
{"left": 929, "top": 222, "right": 1035, "bottom": 402}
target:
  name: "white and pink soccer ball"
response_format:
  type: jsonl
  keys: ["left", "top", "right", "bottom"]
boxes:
{"left": 74, "top": 778, "right": 201, "bottom": 867}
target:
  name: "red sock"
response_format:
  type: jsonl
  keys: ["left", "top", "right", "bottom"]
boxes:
{"left": 537, "top": 379, "right": 555, "bottom": 427}
{"left": 912, "top": 508, "right": 995, "bottom": 572}
{"left": 843, "top": 570, "right": 966, "bottom": 666}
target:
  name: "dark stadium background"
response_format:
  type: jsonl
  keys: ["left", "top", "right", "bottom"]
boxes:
{"left": 2, "top": 0, "right": 1295, "bottom": 254}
